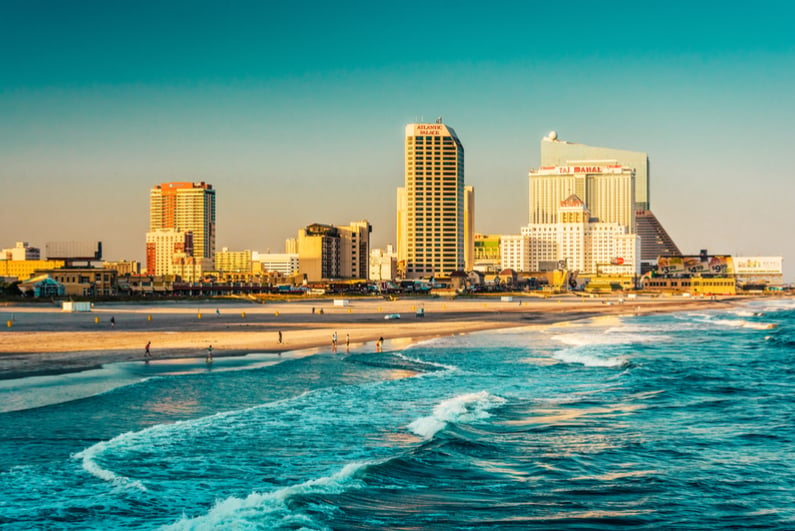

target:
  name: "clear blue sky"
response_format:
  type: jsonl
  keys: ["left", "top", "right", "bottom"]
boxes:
{"left": 1, "top": 1, "right": 794, "bottom": 280}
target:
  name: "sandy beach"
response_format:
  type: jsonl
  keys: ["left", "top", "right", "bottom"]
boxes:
{"left": 0, "top": 294, "right": 750, "bottom": 378}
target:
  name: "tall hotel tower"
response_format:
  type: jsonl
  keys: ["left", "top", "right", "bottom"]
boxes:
{"left": 397, "top": 121, "right": 470, "bottom": 279}
{"left": 148, "top": 182, "right": 216, "bottom": 273}
{"left": 539, "top": 132, "right": 680, "bottom": 269}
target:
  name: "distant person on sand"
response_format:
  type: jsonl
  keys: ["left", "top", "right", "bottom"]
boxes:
{"left": 346, "top": 333, "right": 350, "bottom": 353}
{"left": 332, "top": 331, "right": 338, "bottom": 352}
{"left": 110, "top": 316, "right": 115, "bottom": 328}
{"left": 206, "top": 344, "right": 214, "bottom": 363}
{"left": 278, "top": 330, "right": 283, "bottom": 344}
{"left": 145, "top": 341, "right": 151, "bottom": 359}
{"left": 377, "top": 337, "right": 384, "bottom": 352}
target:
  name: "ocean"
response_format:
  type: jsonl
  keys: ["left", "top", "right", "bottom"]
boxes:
{"left": 1, "top": 299, "right": 793, "bottom": 530}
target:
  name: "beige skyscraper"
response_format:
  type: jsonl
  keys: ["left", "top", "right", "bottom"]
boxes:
{"left": 397, "top": 121, "right": 469, "bottom": 279}
{"left": 529, "top": 163, "right": 636, "bottom": 231}
{"left": 148, "top": 181, "right": 216, "bottom": 269}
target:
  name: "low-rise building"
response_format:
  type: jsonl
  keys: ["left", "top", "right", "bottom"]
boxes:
{"left": 33, "top": 268, "right": 117, "bottom": 297}
{"left": 369, "top": 245, "right": 397, "bottom": 281}
{"left": 2, "top": 241, "right": 41, "bottom": 261}
{"left": 0, "top": 259, "right": 66, "bottom": 281}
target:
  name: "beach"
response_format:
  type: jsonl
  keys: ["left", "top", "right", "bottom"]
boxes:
{"left": 2, "top": 294, "right": 794, "bottom": 529}
{"left": 0, "top": 294, "right": 743, "bottom": 378}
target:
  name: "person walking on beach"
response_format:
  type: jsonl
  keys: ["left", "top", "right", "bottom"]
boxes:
{"left": 278, "top": 330, "right": 283, "bottom": 344}
{"left": 145, "top": 341, "right": 151, "bottom": 360}
{"left": 332, "top": 331, "right": 338, "bottom": 353}
{"left": 206, "top": 344, "right": 214, "bottom": 363}
{"left": 346, "top": 333, "right": 350, "bottom": 353}
{"left": 376, "top": 337, "right": 384, "bottom": 352}
{"left": 110, "top": 316, "right": 115, "bottom": 328}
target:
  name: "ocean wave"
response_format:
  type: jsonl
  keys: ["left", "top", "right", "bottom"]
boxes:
{"left": 394, "top": 352, "right": 458, "bottom": 372}
{"left": 711, "top": 319, "right": 777, "bottom": 330}
{"left": 551, "top": 331, "right": 666, "bottom": 348}
{"left": 73, "top": 434, "right": 148, "bottom": 492}
{"left": 553, "top": 350, "right": 629, "bottom": 368}
{"left": 407, "top": 391, "right": 506, "bottom": 440}
{"left": 164, "top": 461, "right": 374, "bottom": 530}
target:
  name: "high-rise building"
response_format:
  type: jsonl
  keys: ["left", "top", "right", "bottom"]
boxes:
{"left": 296, "top": 221, "right": 371, "bottom": 282}
{"left": 540, "top": 131, "right": 650, "bottom": 210}
{"left": 539, "top": 132, "right": 679, "bottom": 267}
{"left": 397, "top": 120, "right": 468, "bottom": 279}
{"left": 149, "top": 182, "right": 216, "bottom": 263}
{"left": 529, "top": 163, "right": 636, "bottom": 231}
{"left": 338, "top": 220, "right": 372, "bottom": 280}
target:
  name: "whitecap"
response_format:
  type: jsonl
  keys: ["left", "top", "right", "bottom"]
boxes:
{"left": 407, "top": 391, "right": 506, "bottom": 440}
{"left": 551, "top": 331, "right": 665, "bottom": 348}
{"left": 73, "top": 435, "right": 147, "bottom": 492}
{"left": 164, "top": 461, "right": 374, "bottom": 530}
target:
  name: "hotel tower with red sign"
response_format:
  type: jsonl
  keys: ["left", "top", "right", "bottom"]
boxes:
{"left": 397, "top": 121, "right": 472, "bottom": 279}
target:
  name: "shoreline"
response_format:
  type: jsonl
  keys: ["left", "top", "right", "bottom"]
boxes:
{"left": 0, "top": 295, "right": 761, "bottom": 380}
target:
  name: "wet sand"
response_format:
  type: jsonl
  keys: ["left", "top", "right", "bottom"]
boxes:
{"left": 0, "top": 294, "right": 744, "bottom": 379}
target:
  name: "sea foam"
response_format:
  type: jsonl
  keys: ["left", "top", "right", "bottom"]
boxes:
{"left": 165, "top": 461, "right": 373, "bottom": 530}
{"left": 408, "top": 391, "right": 506, "bottom": 439}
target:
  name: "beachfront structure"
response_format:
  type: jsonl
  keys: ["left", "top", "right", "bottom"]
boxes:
{"left": 337, "top": 220, "right": 372, "bottom": 280}
{"left": 541, "top": 131, "right": 650, "bottom": 211}
{"left": 145, "top": 229, "right": 194, "bottom": 277}
{"left": 397, "top": 120, "right": 469, "bottom": 279}
{"left": 733, "top": 256, "right": 784, "bottom": 287}
{"left": 500, "top": 234, "right": 530, "bottom": 273}
{"left": 0, "top": 259, "right": 66, "bottom": 281}
{"left": 540, "top": 132, "right": 680, "bottom": 268}
{"left": 473, "top": 234, "right": 501, "bottom": 273}
{"left": 17, "top": 275, "right": 66, "bottom": 298}
{"left": 102, "top": 260, "right": 141, "bottom": 276}
{"left": 369, "top": 245, "right": 398, "bottom": 281}
{"left": 523, "top": 195, "right": 640, "bottom": 275}
{"left": 529, "top": 163, "right": 636, "bottom": 231}
{"left": 30, "top": 268, "right": 117, "bottom": 297}
{"left": 254, "top": 253, "right": 299, "bottom": 276}
{"left": 635, "top": 209, "right": 682, "bottom": 271}
{"left": 149, "top": 182, "right": 216, "bottom": 264}
{"left": 214, "top": 248, "right": 253, "bottom": 274}
{"left": 1, "top": 241, "right": 40, "bottom": 261}
{"left": 296, "top": 221, "right": 371, "bottom": 281}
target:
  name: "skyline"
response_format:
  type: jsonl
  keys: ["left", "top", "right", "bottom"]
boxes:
{"left": 2, "top": 2, "right": 794, "bottom": 280}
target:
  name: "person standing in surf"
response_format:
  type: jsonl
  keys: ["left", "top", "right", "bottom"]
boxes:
{"left": 145, "top": 341, "right": 151, "bottom": 360}
{"left": 331, "top": 331, "right": 338, "bottom": 353}
{"left": 206, "top": 344, "right": 214, "bottom": 363}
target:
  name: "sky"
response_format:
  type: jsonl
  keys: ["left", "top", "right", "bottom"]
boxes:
{"left": 1, "top": 1, "right": 794, "bottom": 280}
